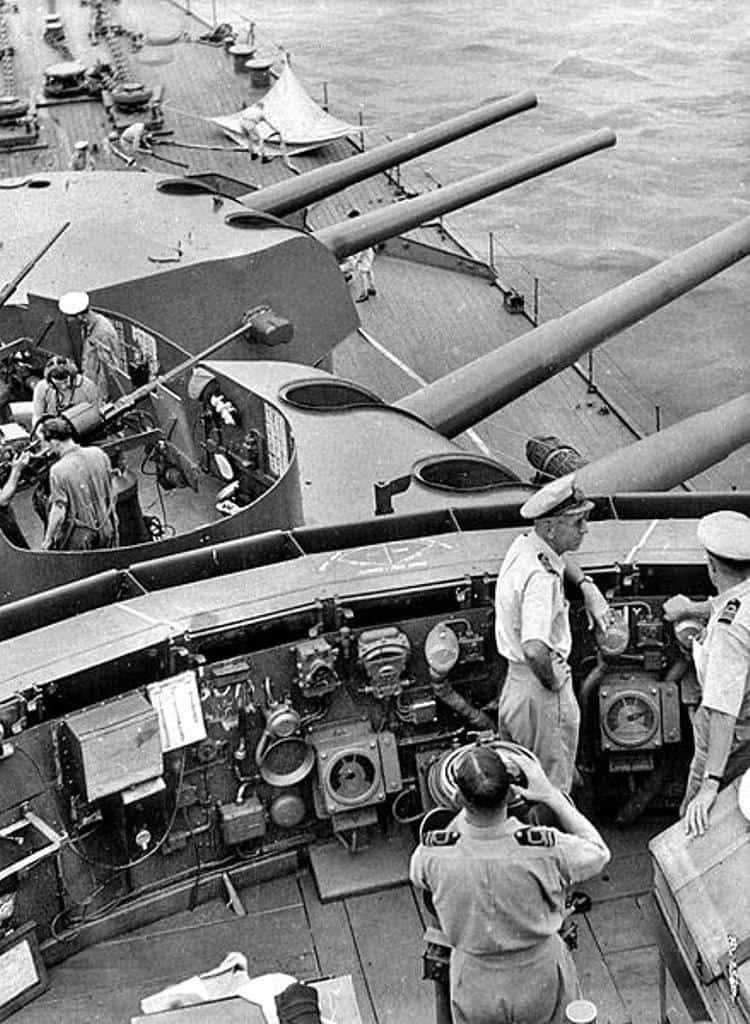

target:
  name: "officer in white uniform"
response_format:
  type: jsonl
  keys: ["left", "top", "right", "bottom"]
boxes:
{"left": 663, "top": 510, "right": 750, "bottom": 836}
{"left": 410, "top": 746, "right": 610, "bottom": 1024}
{"left": 495, "top": 475, "right": 611, "bottom": 793}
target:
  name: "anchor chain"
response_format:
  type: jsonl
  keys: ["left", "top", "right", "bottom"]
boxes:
{"left": 726, "top": 933, "right": 739, "bottom": 1002}
{"left": 0, "top": 1, "right": 17, "bottom": 96}
{"left": 89, "top": 0, "right": 141, "bottom": 85}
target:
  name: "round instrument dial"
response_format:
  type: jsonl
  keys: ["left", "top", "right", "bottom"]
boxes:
{"left": 601, "top": 689, "right": 659, "bottom": 748}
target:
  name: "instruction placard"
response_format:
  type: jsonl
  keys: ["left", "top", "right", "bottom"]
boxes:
{"left": 147, "top": 671, "right": 207, "bottom": 752}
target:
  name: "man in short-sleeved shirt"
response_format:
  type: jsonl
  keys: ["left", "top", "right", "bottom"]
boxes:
{"left": 495, "top": 475, "right": 610, "bottom": 792}
{"left": 664, "top": 510, "right": 750, "bottom": 836}
{"left": 40, "top": 417, "right": 118, "bottom": 551}
{"left": 410, "top": 747, "right": 609, "bottom": 1024}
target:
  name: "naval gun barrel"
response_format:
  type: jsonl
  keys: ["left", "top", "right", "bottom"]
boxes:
{"left": 315, "top": 128, "right": 616, "bottom": 260}
{"left": 0, "top": 222, "right": 70, "bottom": 307}
{"left": 577, "top": 392, "right": 750, "bottom": 493}
{"left": 398, "top": 214, "right": 750, "bottom": 437}
{"left": 243, "top": 91, "right": 538, "bottom": 217}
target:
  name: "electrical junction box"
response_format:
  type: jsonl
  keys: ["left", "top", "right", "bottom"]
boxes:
{"left": 61, "top": 692, "right": 162, "bottom": 803}
{"left": 219, "top": 796, "right": 266, "bottom": 845}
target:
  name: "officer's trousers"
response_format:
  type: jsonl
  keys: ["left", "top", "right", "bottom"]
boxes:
{"left": 682, "top": 704, "right": 750, "bottom": 807}
{"left": 450, "top": 933, "right": 580, "bottom": 1024}
{"left": 497, "top": 661, "right": 580, "bottom": 793}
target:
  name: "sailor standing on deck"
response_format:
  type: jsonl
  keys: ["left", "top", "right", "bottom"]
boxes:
{"left": 58, "top": 292, "right": 121, "bottom": 403}
{"left": 338, "top": 210, "right": 377, "bottom": 303}
{"left": 410, "top": 746, "right": 610, "bottom": 1024}
{"left": 495, "top": 475, "right": 611, "bottom": 793}
{"left": 69, "top": 140, "right": 96, "bottom": 171}
{"left": 663, "top": 510, "right": 750, "bottom": 836}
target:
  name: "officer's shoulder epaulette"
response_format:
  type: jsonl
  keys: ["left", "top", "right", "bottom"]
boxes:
{"left": 423, "top": 829, "right": 460, "bottom": 848}
{"left": 537, "top": 552, "right": 555, "bottom": 574}
{"left": 718, "top": 598, "right": 741, "bottom": 626}
{"left": 515, "top": 826, "right": 556, "bottom": 847}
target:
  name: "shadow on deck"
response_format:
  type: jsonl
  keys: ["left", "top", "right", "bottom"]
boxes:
{"left": 13, "top": 817, "right": 692, "bottom": 1024}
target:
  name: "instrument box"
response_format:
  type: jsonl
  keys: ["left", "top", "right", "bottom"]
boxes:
{"left": 61, "top": 692, "right": 163, "bottom": 803}
{"left": 649, "top": 779, "right": 750, "bottom": 1022}
{"left": 219, "top": 796, "right": 266, "bottom": 846}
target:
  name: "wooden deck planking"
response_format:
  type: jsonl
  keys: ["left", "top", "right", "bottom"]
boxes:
{"left": 606, "top": 946, "right": 692, "bottom": 1024}
{"left": 6, "top": 849, "right": 688, "bottom": 1024}
{"left": 585, "top": 850, "right": 655, "bottom": 904}
{"left": 350, "top": 254, "right": 639, "bottom": 475}
{"left": 344, "top": 885, "right": 433, "bottom": 1024}
{"left": 14, "top": 875, "right": 315, "bottom": 1023}
{"left": 297, "top": 872, "right": 377, "bottom": 1024}
{"left": 586, "top": 895, "right": 656, "bottom": 955}
{"left": 576, "top": 916, "right": 631, "bottom": 1024}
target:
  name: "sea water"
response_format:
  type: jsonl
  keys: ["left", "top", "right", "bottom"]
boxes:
{"left": 204, "top": 0, "right": 749, "bottom": 485}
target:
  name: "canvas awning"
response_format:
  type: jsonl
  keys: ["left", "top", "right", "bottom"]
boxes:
{"left": 210, "top": 62, "right": 355, "bottom": 154}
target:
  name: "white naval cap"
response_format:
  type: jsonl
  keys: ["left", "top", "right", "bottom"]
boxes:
{"left": 58, "top": 291, "right": 90, "bottom": 316}
{"left": 519, "top": 472, "right": 594, "bottom": 521}
{"left": 696, "top": 510, "right": 750, "bottom": 562}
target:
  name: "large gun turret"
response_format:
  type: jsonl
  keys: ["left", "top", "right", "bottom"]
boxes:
{"left": 396, "top": 214, "right": 750, "bottom": 437}
{"left": 314, "top": 129, "right": 616, "bottom": 259}
{"left": 241, "top": 91, "right": 538, "bottom": 217}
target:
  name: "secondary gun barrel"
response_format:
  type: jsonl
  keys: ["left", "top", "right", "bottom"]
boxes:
{"left": 398, "top": 214, "right": 750, "bottom": 436}
{"left": 100, "top": 320, "right": 253, "bottom": 426}
{"left": 315, "top": 128, "right": 616, "bottom": 259}
{"left": 577, "top": 392, "right": 750, "bottom": 493}
{"left": 242, "top": 91, "right": 538, "bottom": 217}
{"left": 0, "top": 221, "right": 70, "bottom": 307}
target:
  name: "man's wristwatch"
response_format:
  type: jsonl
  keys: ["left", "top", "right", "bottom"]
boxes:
{"left": 579, "top": 575, "right": 596, "bottom": 589}
{"left": 702, "top": 771, "right": 723, "bottom": 785}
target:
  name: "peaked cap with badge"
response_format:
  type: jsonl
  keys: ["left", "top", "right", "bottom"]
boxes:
{"left": 520, "top": 473, "right": 594, "bottom": 521}
{"left": 697, "top": 511, "right": 750, "bottom": 563}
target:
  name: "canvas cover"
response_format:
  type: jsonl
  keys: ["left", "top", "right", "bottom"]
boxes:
{"left": 210, "top": 63, "right": 354, "bottom": 154}
{"left": 650, "top": 779, "right": 750, "bottom": 1018}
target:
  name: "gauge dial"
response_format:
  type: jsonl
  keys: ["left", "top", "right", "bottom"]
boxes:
{"left": 601, "top": 689, "right": 659, "bottom": 748}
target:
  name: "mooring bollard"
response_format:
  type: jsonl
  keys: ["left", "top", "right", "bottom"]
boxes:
{"left": 246, "top": 57, "right": 274, "bottom": 89}
{"left": 228, "top": 43, "right": 255, "bottom": 74}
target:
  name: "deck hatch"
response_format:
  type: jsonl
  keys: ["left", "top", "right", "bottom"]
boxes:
{"left": 280, "top": 379, "right": 384, "bottom": 411}
{"left": 414, "top": 454, "right": 519, "bottom": 492}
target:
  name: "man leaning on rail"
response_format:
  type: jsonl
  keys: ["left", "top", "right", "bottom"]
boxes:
{"left": 663, "top": 510, "right": 750, "bottom": 837}
{"left": 410, "top": 746, "right": 610, "bottom": 1024}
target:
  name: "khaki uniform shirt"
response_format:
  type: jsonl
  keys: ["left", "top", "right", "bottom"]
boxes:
{"left": 410, "top": 814, "right": 608, "bottom": 955}
{"left": 692, "top": 577, "right": 750, "bottom": 754}
{"left": 495, "top": 532, "right": 571, "bottom": 664}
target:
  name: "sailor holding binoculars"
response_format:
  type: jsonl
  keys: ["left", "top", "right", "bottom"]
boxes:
{"left": 410, "top": 746, "right": 610, "bottom": 1024}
